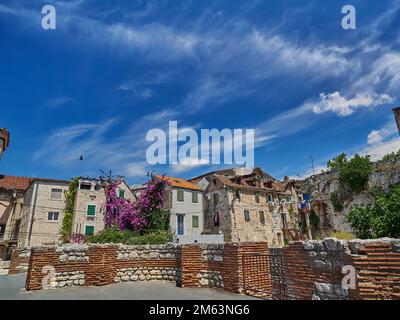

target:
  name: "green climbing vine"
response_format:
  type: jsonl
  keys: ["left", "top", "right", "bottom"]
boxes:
{"left": 60, "top": 177, "right": 79, "bottom": 243}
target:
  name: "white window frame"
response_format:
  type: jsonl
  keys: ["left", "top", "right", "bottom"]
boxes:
{"left": 50, "top": 188, "right": 63, "bottom": 200}
{"left": 47, "top": 211, "right": 60, "bottom": 222}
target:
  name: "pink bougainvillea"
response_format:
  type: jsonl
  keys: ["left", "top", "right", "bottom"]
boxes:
{"left": 69, "top": 233, "right": 86, "bottom": 244}
{"left": 101, "top": 174, "right": 169, "bottom": 231}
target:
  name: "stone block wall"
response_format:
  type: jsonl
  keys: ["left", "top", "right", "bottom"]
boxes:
{"left": 180, "top": 242, "right": 269, "bottom": 294}
{"left": 25, "top": 244, "right": 180, "bottom": 291}
{"left": 281, "top": 238, "right": 400, "bottom": 300}
{"left": 25, "top": 242, "right": 269, "bottom": 294}
{"left": 8, "top": 247, "right": 31, "bottom": 274}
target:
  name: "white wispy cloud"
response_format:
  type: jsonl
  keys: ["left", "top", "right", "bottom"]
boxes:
{"left": 312, "top": 92, "right": 393, "bottom": 116}
{"left": 44, "top": 97, "right": 76, "bottom": 109}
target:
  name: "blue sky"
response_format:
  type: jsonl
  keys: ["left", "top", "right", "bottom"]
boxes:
{"left": 1, "top": 0, "right": 400, "bottom": 184}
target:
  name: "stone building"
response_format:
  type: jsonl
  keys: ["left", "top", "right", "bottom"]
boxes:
{"left": 0, "top": 128, "right": 10, "bottom": 157}
{"left": 157, "top": 176, "right": 206, "bottom": 242}
{"left": 18, "top": 178, "right": 70, "bottom": 247}
{"left": 190, "top": 168, "right": 309, "bottom": 246}
{"left": 132, "top": 176, "right": 211, "bottom": 243}
{"left": 394, "top": 107, "right": 400, "bottom": 135}
{"left": 0, "top": 176, "right": 33, "bottom": 259}
{"left": 72, "top": 177, "right": 135, "bottom": 236}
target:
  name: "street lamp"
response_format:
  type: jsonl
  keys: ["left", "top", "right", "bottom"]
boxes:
{"left": 393, "top": 107, "right": 400, "bottom": 136}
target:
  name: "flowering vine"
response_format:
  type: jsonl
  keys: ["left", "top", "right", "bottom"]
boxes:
{"left": 101, "top": 172, "right": 170, "bottom": 232}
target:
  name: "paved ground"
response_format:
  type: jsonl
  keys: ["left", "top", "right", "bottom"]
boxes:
{"left": 0, "top": 274, "right": 258, "bottom": 300}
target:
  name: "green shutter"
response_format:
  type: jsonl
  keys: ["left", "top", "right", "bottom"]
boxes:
{"left": 87, "top": 205, "right": 96, "bottom": 216}
{"left": 85, "top": 226, "right": 94, "bottom": 236}
{"left": 192, "top": 215, "right": 199, "bottom": 228}
{"left": 119, "top": 190, "right": 125, "bottom": 198}
{"left": 177, "top": 190, "right": 184, "bottom": 202}
{"left": 192, "top": 192, "right": 198, "bottom": 203}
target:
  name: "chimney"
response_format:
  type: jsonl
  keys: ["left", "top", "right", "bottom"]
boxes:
{"left": 393, "top": 107, "right": 400, "bottom": 135}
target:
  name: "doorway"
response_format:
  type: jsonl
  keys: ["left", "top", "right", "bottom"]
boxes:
{"left": 177, "top": 214, "right": 185, "bottom": 235}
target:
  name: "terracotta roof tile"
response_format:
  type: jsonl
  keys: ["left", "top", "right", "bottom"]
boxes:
{"left": 0, "top": 175, "right": 35, "bottom": 191}
{"left": 155, "top": 175, "right": 202, "bottom": 191}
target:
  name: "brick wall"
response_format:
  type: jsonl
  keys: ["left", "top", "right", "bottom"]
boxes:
{"left": 25, "top": 244, "right": 180, "bottom": 291}
{"left": 24, "top": 239, "right": 400, "bottom": 300}
{"left": 281, "top": 238, "right": 400, "bottom": 300}
{"left": 179, "top": 242, "right": 269, "bottom": 296}
{"left": 8, "top": 247, "right": 31, "bottom": 274}
{"left": 25, "top": 242, "right": 269, "bottom": 293}
{"left": 346, "top": 240, "right": 400, "bottom": 300}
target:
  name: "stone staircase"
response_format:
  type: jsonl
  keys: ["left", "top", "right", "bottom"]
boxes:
{"left": 0, "top": 260, "right": 10, "bottom": 275}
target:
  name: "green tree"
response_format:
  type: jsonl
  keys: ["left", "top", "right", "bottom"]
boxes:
{"left": 347, "top": 184, "right": 400, "bottom": 238}
{"left": 327, "top": 153, "right": 347, "bottom": 171}
{"left": 339, "top": 154, "right": 372, "bottom": 192}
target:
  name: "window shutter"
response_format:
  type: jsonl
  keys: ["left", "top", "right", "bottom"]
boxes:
{"left": 87, "top": 205, "right": 96, "bottom": 216}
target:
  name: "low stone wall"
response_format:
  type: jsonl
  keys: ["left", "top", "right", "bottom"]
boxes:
{"left": 25, "top": 242, "right": 269, "bottom": 294}
{"left": 8, "top": 248, "right": 31, "bottom": 274}
{"left": 25, "top": 244, "right": 180, "bottom": 291}
{"left": 281, "top": 238, "right": 400, "bottom": 300}
{"left": 180, "top": 242, "right": 270, "bottom": 295}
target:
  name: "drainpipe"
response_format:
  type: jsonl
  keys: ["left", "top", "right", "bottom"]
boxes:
{"left": 27, "top": 182, "right": 39, "bottom": 247}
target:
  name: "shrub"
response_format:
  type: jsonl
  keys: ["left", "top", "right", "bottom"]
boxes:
{"left": 346, "top": 184, "right": 400, "bottom": 238}
{"left": 327, "top": 153, "right": 372, "bottom": 193}
{"left": 85, "top": 225, "right": 173, "bottom": 245}
{"left": 339, "top": 154, "right": 372, "bottom": 192}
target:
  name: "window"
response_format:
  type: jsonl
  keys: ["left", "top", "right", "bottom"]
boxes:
{"left": 235, "top": 190, "right": 241, "bottom": 201}
{"left": 80, "top": 183, "right": 91, "bottom": 190}
{"left": 50, "top": 188, "right": 62, "bottom": 200}
{"left": 87, "top": 205, "right": 96, "bottom": 216}
{"left": 267, "top": 194, "right": 273, "bottom": 202}
{"left": 177, "top": 190, "right": 184, "bottom": 202}
{"left": 213, "top": 193, "right": 219, "bottom": 206}
{"left": 192, "top": 215, "right": 199, "bottom": 228}
{"left": 255, "top": 193, "right": 260, "bottom": 203}
{"left": 259, "top": 211, "right": 265, "bottom": 225}
{"left": 244, "top": 210, "right": 250, "bottom": 222}
{"left": 192, "top": 192, "right": 198, "bottom": 203}
{"left": 213, "top": 212, "right": 220, "bottom": 227}
{"left": 85, "top": 226, "right": 94, "bottom": 236}
{"left": 48, "top": 212, "right": 59, "bottom": 221}
{"left": 119, "top": 190, "right": 125, "bottom": 198}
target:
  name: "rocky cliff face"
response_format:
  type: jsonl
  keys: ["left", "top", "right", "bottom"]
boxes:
{"left": 295, "top": 155, "right": 400, "bottom": 238}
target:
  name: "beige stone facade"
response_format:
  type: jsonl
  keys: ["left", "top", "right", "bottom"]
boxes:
{"left": 72, "top": 178, "right": 135, "bottom": 236}
{"left": 191, "top": 168, "right": 309, "bottom": 247}
{"left": 18, "top": 179, "right": 70, "bottom": 247}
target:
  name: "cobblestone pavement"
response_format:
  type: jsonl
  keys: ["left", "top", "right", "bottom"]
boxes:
{"left": 0, "top": 274, "right": 258, "bottom": 300}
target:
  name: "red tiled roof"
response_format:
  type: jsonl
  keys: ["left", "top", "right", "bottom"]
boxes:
{"left": 155, "top": 175, "right": 203, "bottom": 191}
{"left": 0, "top": 175, "right": 34, "bottom": 191}
{"left": 0, "top": 175, "right": 71, "bottom": 191}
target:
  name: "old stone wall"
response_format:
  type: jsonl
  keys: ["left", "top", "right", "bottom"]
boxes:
{"left": 25, "top": 244, "right": 180, "bottom": 290}
{"left": 281, "top": 238, "right": 400, "bottom": 300}
{"left": 8, "top": 247, "right": 31, "bottom": 274}
{"left": 295, "top": 156, "right": 400, "bottom": 236}
{"left": 25, "top": 242, "right": 269, "bottom": 294}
